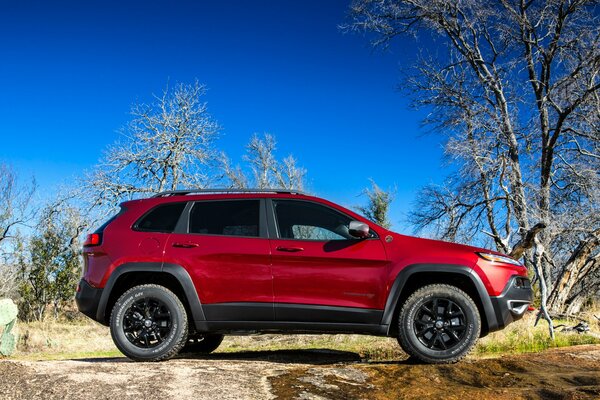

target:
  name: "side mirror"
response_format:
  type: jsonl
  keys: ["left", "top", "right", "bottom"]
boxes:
{"left": 349, "top": 221, "right": 370, "bottom": 239}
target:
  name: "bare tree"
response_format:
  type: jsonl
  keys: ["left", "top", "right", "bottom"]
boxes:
{"left": 220, "top": 133, "right": 307, "bottom": 190}
{"left": 0, "top": 163, "right": 35, "bottom": 300}
{"left": 0, "top": 163, "right": 35, "bottom": 249}
{"left": 0, "top": 263, "right": 19, "bottom": 299}
{"left": 346, "top": 0, "right": 600, "bottom": 334}
{"left": 85, "top": 80, "right": 220, "bottom": 210}
{"left": 355, "top": 179, "right": 395, "bottom": 229}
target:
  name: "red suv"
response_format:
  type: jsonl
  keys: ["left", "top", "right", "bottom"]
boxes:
{"left": 76, "top": 189, "right": 532, "bottom": 363}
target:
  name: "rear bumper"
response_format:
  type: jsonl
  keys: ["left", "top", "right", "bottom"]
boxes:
{"left": 75, "top": 279, "right": 104, "bottom": 322}
{"left": 488, "top": 275, "right": 533, "bottom": 332}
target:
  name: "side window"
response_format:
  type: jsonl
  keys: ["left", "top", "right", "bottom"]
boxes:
{"left": 135, "top": 203, "right": 186, "bottom": 233}
{"left": 190, "top": 200, "right": 260, "bottom": 237}
{"left": 273, "top": 200, "right": 355, "bottom": 241}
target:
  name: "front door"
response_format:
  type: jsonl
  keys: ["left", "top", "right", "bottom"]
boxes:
{"left": 268, "top": 199, "right": 389, "bottom": 324}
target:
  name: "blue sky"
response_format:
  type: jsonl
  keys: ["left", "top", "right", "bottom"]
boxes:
{"left": 0, "top": 0, "right": 446, "bottom": 232}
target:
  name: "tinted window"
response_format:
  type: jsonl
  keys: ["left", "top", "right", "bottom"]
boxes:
{"left": 274, "top": 200, "right": 354, "bottom": 240}
{"left": 135, "top": 203, "right": 185, "bottom": 232}
{"left": 190, "top": 200, "right": 260, "bottom": 237}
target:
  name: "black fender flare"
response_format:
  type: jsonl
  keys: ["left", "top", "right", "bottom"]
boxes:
{"left": 381, "top": 264, "right": 498, "bottom": 335}
{"left": 96, "top": 262, "right": 205, "bottom": 325}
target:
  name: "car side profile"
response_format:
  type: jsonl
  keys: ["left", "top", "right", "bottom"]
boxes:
{"left": 76, "top": 189, "right": 533, "bottom": 363}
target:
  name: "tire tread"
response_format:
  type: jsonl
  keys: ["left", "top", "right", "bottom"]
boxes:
{"left": 397, "top": 283, "right": 481, "bottom": 364}
{"left": 110, "top": 284, "right": 189, "bottom": 362}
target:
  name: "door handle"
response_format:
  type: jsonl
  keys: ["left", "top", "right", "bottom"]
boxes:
{"left": 276, "top": 246, "right": 304, "bottom": 252}
{"left": 172, "top": 242, "right": 200, "bottom": 248}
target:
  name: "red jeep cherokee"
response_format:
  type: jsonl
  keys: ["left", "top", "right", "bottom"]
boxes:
{"left": 76, "top": 189, "right": 532, "bottom": 363}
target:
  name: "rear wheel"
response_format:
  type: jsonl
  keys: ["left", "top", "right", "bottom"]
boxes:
{"left": 110, "top": 284, "right": 188, "bottom": 361}
{"left": 180, "top": 333, "right": 224, "bottom": 354}
{"left": 397, "top": 284, "right": 480, "bottom": 364}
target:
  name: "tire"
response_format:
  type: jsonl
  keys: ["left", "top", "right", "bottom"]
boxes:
{"left": 397, "top": 284, "right": 481, "bottom": 364}
{"left": 110, "top": 284, "right": 189, "bottom": 362}
{"left": 396, "top": 336, "right": 417, "bottom": 359}
{"left": 180, "top": 333, "right": 224, "bottom": 354}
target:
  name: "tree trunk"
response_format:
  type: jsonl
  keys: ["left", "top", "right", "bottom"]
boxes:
{"left": 565, "top": 297, "right": 585, "bottom": 315}
{"left": 549, "top": 230, "right": 600, "bottom": 313}
{"left": 533, "top": 238, "right": 555, "bottom": 339}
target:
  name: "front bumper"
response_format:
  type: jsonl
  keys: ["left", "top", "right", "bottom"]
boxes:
{"left": 75, "top": 279, "right": 104, "bottom": 322}
{"left": 489, "top": 275, "right": 533, "bottom": 331}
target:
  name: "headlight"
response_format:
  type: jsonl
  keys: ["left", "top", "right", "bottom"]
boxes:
{"left": 476, "top": 252, "right": 522, "bottom": 266}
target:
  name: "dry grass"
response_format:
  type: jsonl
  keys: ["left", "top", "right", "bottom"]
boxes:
{"left": 6, "top": 311, "right": 599, "bottom": 361}
{"left": 475, "top": 312, "right": 600, "bottom": 355}
{"left": 12, "top": 319, "right": 119, "bottom": 360}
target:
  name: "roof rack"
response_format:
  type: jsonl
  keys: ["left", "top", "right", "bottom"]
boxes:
{"left": 152, "top": 188, "right": 306, "bottom": 198}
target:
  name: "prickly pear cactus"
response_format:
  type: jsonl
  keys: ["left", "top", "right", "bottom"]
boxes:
{"left": 0, "top": 299, "right": 18, "bottom": 356}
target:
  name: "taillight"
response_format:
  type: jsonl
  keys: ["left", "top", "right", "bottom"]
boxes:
{"left": 83, "top": 233, "right": 102, "bottom": 247}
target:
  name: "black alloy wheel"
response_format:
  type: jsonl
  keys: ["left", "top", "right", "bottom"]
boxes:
{"left": 413, "top": 297, "right": 466, "bottom": 350}
{"left": 123, "top": 297, "right": 172, "bottom": 348}
{"left": 110, "top": 284, "right": 188, "bottom": 361}
{"left": 397, "top": 284, "right": 481, "bottom": 364}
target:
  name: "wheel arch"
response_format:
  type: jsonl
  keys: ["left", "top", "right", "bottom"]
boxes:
{"left": 382, "top": 264, "right": 497, "bottom": 337}
{"left": 96, "top": 262, "right": 205, "bottom": 328}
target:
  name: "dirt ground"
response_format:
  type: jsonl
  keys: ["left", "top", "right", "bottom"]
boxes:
{"left": 1, "top": 345, "right": 599, "bottom": 400}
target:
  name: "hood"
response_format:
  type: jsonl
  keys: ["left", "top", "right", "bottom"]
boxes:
{"left": 383, "top": 233, "right": 494, "bottom": 268}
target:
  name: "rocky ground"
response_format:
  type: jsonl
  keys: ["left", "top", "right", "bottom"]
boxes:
{"left": 1, "top": 345, "right": 599, "bottom": 399}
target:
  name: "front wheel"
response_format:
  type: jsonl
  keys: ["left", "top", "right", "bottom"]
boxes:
{"left": 110, "top": 284, "right": 189, "bottom": 361}
{"left": 397, "top": 284, "right": 481, "bottom": 364}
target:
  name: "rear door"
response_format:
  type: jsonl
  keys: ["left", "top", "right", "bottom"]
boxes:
{"left": 268, "top": 199, "right": 389, "bottom": 324}
{"left": 164, "top": 199, "right": 274, "bottom": 321}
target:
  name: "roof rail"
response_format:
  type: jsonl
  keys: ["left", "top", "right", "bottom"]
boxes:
{"left": 152, "top": 188, "right": 306, "bottom": 198}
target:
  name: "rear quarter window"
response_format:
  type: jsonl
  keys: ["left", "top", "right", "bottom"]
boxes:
{"left": 134, "top": 202, "right": 186, "bottom": 233}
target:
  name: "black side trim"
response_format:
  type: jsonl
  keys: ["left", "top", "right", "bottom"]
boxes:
{"left": 203, "top": 303, "right": 274, "bottom": 321}
{"left": 275, "top": 303, "right": 383, "bottom": 324}
{"left": 381, "top": 264, "right": 498, "bottom": 335}
{"left": 201, "top": 302, "right": 383, "bottom": 325}
{"left": 95, "top": 262, "right": 206, "bottom": 327}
